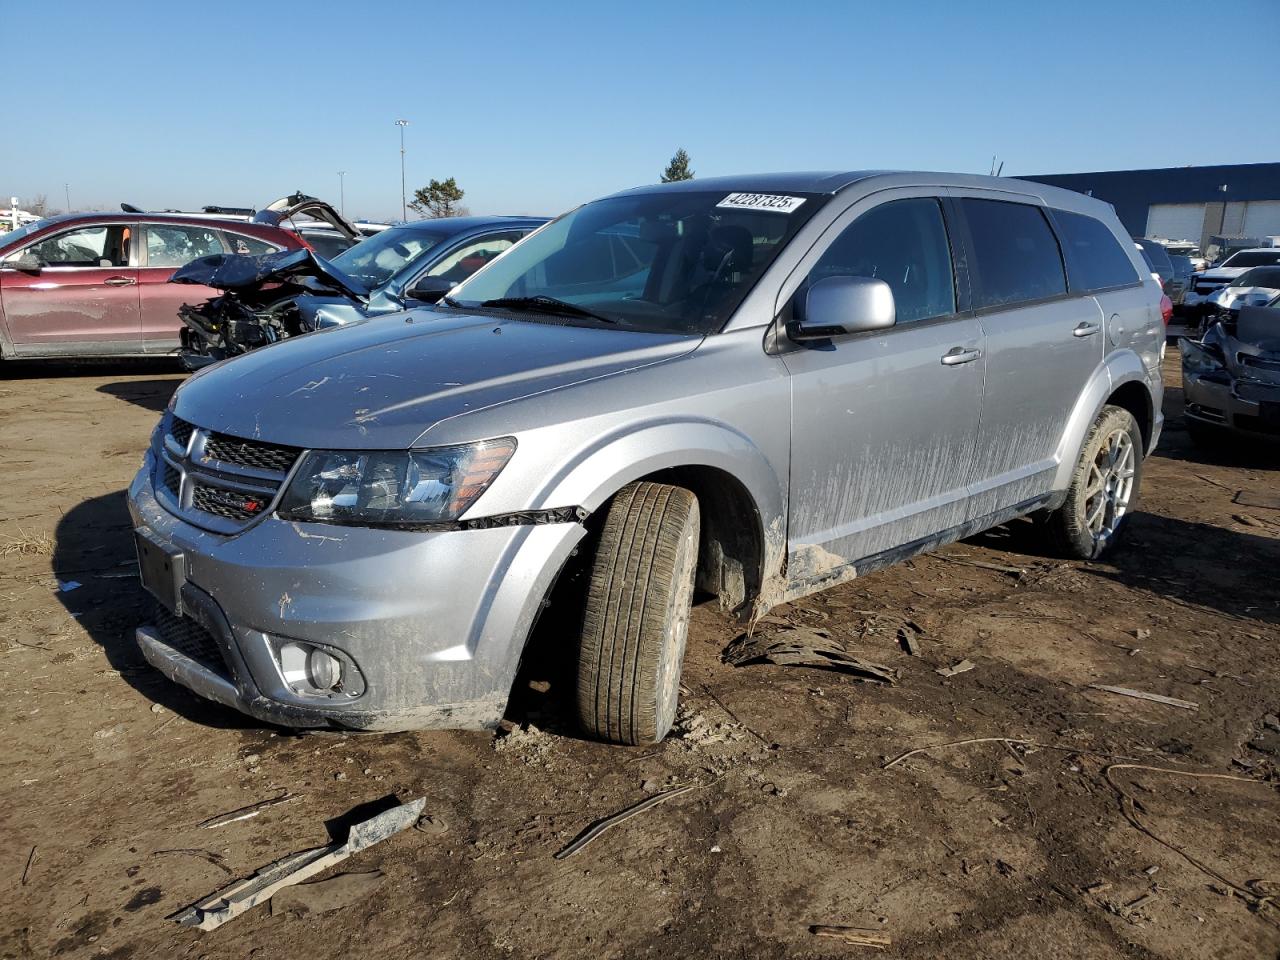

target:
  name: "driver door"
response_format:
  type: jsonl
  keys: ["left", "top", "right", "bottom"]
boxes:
{"left": 0, "top": 222, "right": 141, "bottom": 355}
{"left": 779, "top": 193, "right": 984, "bottom": 582}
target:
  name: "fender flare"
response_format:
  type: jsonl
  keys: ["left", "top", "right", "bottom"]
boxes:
{"left": 530, "top": 417, "right": 788, "bottom": 576}
{"left": 1051, "top": 350, "right": 1153, "bottom": 492}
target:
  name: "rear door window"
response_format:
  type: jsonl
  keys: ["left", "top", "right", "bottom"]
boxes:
{"left": 806, "top": 197, "right": 956, "bottom": 323}
{"left": 145, "top": 224, "right": 225, "bottom": 267}
{"left": 959, "top": 198, "right": 1067, "bottom": 309}
{"left": 225, "top": 233, "right": 281, "bottom": 256}
{"left": 1051, "top": 209, "right": 1140, "bottom": 292}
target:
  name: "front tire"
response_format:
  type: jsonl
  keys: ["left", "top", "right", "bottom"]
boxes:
{"left": 1045, "top": 405, "right": 1143, "bottom": 560}
{"left": 575, "top": 482, "right": 700, "bottom": 745}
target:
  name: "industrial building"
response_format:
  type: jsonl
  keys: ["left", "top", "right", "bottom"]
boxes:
{"left": 1021, "top": 162, "right": 1280, "bottom": 253}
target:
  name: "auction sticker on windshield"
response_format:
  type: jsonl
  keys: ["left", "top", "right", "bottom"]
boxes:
{"left": 716, "top": 193, "right": 806, "bottom": 213}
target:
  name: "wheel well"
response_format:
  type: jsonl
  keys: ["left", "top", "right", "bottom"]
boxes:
{"left": 639, "top": 465, "right": 764, "bottom": 617}
{"left": 1106, "top": 380, "right": 1154, "bottom": 452}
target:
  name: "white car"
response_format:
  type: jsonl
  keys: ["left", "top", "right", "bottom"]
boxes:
{"left": 1184, "top": 247, "right": 1280, "bottom": 314}
{"left": 1209, "top": 266, "right": 1280, "bottom": 314}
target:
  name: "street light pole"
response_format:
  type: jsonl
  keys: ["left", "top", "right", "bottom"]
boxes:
{"left": 394, "top": 119, "right": 410, "bottom": 221}
{"left": 64, "top": 183, "right": 71, "bottom": 213}
{"left": 337, "top": 170, "right": 346, "bottom": 218}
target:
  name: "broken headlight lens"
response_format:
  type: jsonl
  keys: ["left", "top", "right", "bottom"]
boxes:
{"left": 1179, "top": 339, "right": 1225, "bottom": 375}
{"left": 277, "top": 438, "right": 515, "bottom": 525}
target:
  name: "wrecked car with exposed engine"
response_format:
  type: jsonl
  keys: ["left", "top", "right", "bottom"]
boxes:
{"left": 172, "top": 215, "right": 547, "bottom": 368}
{"left": 1181, "top": 297, "right": 1280, "bottom": 445}
{"left": 128, "top": 171, "right": 1164, "bottom": 744}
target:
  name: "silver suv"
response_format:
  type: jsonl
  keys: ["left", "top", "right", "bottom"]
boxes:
{"left": 128, "top": 171, "right": 1164, "bottom": 744}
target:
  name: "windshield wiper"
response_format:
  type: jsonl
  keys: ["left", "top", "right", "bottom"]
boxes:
{"left": 439, "top": 294, "right": 463, "bottom": 308}
{"left": 479, "top": 295, "right": 617, "bottom": 324}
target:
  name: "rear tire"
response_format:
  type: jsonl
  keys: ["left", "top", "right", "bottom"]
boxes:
{"left": 575, "top": 482, "right": 700, "bottom": 745}
{"left": 1045, "top": 405, "right": 1143, "bottom": 560}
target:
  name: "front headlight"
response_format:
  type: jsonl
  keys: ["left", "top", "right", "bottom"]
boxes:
{"left": 1179, "top": 339, "right": 1225, "bottom": 375}
{"left": 277, "top": 438, "right": 516, "bottom": 526}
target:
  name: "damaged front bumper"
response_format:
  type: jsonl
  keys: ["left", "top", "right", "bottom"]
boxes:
{"left": 127, "top": 454, "right": 587, "bottom": 731}
{"left": 1183, "top": 371, "right": 1280, "bottom": 438}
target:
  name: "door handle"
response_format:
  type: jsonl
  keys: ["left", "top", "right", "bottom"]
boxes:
{"left": 1072, "top": 321, "right": 1101, "bottom": 337}
{"left": 104, "top": 276, "right": 136, "bottom": 287}
{"left": 940, "top": 346, "right": 982, "bottom": 366}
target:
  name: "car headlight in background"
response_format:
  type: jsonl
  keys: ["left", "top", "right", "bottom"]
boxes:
{"left": 277, "top": 438, "right": 516, "bottom": 526}
{"left": 1179, "top": 339, "right": 1225, "bottom": 376}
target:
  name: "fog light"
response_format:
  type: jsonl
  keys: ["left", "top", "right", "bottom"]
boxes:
{"left": 274, "top": 639, "right": 364, "bottom": 698}
{"left": 307, "top": 647, "right": 341, "bottom": 690}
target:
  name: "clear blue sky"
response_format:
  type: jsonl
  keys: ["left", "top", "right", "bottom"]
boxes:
{"left": 6, "top": 0, "right": 1278, "bottom": 221}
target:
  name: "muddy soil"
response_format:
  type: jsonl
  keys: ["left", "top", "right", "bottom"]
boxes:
{"left": 2, "top": 354, "right": 1279, "bottom": 960}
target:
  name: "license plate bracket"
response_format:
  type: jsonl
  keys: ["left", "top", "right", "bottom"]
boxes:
{"left": 134, "top": 528, "right": 186, "bottom": 615}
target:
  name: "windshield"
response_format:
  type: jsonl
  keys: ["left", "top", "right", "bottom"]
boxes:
{"left": 1222, "top": 250, "right": 1280, "bottom": 269}
{"left": 330, "top": 226, "right": 446, "bottom": 288}
{"left": 447, "top": 190, "right": 826, "bottom": 334}
{"left": 0, "top": 219, "right": 53, "bottom": 252}
{"left": 1232, "top": 267, "right": 1280, "bottom": 288}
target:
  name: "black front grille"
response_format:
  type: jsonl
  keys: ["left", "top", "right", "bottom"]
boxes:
{"left": 151, "top": 603, "right": 230, "bottom": 679}
{"left": 203, "top": 432, "right": 300, "bottom": 474}
{"left": 168, "top": 415, "right": 195, "bottom": 449}
{"left": 162, "top": 464, "right": 181, "bottom": 496}
{"left": 191, "top": 482, "right": 267, "bottom": 522}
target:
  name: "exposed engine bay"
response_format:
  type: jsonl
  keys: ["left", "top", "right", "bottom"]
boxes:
{"left": 173, "top": 249, "right": 370, "bottom": 369}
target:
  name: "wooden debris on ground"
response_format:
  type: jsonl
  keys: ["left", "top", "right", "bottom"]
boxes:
{"left": 170, "top": 797, "right": 424, "bottom": 931}
{"left": 198, "top": 792, "right": 298, "bottom": 829}
{"left": 723, "top": 629, "right": 896, "bottom": 683}
{"left": 554, "top": 782, "right": 701, "bottom": 860}
{"left": 936, "top": 659, "right": 976, "bottom": 678}
{"left": 809, "top": 925, "right": 891, "bottom": 949}
{"left": 1088, "top": 684, "right": 1199, "bottom": 710}
{"left": 1234, "top": 489, "right": 1280, "bottom": 511}
{"left": 930, "top": 553, "right": 1026, "bottom": 575}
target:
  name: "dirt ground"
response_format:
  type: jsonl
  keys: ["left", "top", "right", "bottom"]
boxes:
{"left": 2, "top": 353, "right": 1279, "bottom": 960}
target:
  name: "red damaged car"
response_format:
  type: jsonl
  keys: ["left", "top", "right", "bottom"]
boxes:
{"left": 0, "top": 195, "right": 354, "bottom": 361}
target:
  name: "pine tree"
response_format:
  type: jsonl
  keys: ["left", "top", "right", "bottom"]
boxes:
{"left": 660, "top": 149, "right": 695, "bottom": 183}
{"left": 409, "top": 177, "right": 466, "bottom": 218}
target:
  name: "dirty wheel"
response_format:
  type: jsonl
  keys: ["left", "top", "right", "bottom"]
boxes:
{"left": 576, "top": 481, "right": 699, "bottom": 745}
{"left": 1046, "top": 405, "right": 1143, "bottom": 560}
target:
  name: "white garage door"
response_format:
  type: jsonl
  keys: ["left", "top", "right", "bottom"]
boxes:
{"left": 1242, "top": 200, "right": 1280, "bottom": 238}
{"left": 1145, "top": 203, "right": 1206, "bottom": 242}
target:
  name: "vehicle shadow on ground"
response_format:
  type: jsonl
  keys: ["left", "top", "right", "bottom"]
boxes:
{"left": 0, "top": 357, "right": 183, "bottom": 379}
{"left": 971, "top": 509, "right": 1280, "bottom": 627}
{"left": 97, "top": 379, "right": 182, "bottom": 413}
{"left": 53, "top": 488, "right": 263, "bottom": 731}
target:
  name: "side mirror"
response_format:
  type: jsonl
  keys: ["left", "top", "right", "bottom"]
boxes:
{"left": 788, "top": 276, "right": 895, "bottom": 341}
{"left": 405, "top": 275, "right": 454, "bottom": 304}
{"left": 2, "top": 254, "right": 42, "bottom": 274}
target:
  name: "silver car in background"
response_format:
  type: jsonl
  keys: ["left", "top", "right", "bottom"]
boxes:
{"left": 128, "top": 171, "right": 1164, "bottom": 744}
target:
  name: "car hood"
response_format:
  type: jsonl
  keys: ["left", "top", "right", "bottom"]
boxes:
{"left": 172, "top": 310, "right": 701, "bottom": 449}
{"left": 170, "top": 248, "right": 370, "bottom": 300}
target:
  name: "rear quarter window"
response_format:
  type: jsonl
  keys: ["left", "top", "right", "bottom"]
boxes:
{"left": 225, "top": 233, "right": 282, "bottom": 256}
{"left": 1051, "top": 209, "right": 1141, "bottom": 293}
{"left": 959, "top": 198, "right": 1067, "bottom": 309}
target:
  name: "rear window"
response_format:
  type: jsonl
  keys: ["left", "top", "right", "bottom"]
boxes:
{"left": 1134, "top": 239, "right": 1173, "bottom": 275}
{"left": 959, "top": 198, "right": 1067, "bottom": 309}
{"left": 1052, "top": 209, "right": 1141, "bottom": 292}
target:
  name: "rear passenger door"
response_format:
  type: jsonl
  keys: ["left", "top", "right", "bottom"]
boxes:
{"left": 948, "top": 194, "right": 1104, "bottom": 518}
{"left": 780, "top": 193, "right": 985, "bottom": 577}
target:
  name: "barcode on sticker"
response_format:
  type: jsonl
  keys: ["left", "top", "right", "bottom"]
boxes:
{"left": 716, "top": 193, "right": 806, "bottom": 214}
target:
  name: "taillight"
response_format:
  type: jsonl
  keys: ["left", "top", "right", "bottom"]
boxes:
{"left": 1160, "top": 294, "right": 1173, "bottom": 325}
